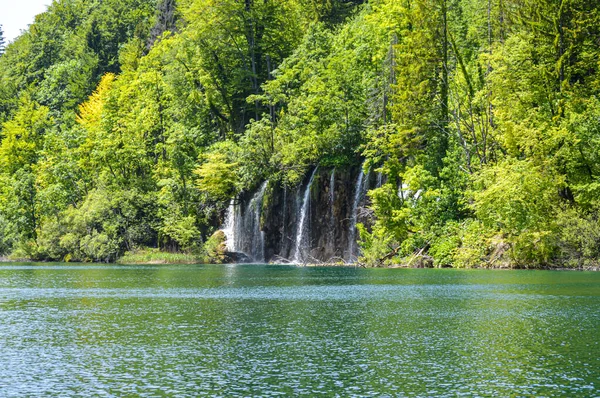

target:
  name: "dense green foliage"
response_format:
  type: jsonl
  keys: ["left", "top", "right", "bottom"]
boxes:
{"left": 1, "top": 0, "right": 599, "bottom": 267}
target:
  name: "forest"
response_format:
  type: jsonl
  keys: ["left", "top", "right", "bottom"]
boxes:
{"left": 0, "top": 0, "right": 599, "bottom": 268}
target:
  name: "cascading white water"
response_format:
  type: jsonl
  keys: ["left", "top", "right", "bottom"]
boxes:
{"left": 224, "top": 165, "right": 376, "bottom": 264}
{"left": 281, "top": 186, "right": 288, "bottom": 251}
{"left": 377, "top": 171, "right": 383, "bottom": 188}
{"left": 260, "top": 231, "right": 266, "bottom": 263}
{"left": 222, "top": 181, "right": 268, "bottom": 262}
{"left": 348, "top": 161, "right": 370, "bottom": 262}
{"left": 222, "top": 199, "right": 237, "bottom": 252}
{"left": 249, "top": 181, "right": 268, "bottom": 262}
{"left": 293, "top": 167, "right": 318, "bottom": 264}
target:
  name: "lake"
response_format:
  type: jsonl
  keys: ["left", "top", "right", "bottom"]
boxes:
{"left": 0, "top": 264, "right": 598, "bottom": 396}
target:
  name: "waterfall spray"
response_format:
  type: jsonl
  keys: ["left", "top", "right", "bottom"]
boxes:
{"left": 222, "top": 199, "right": 237, "bottom": 252}
{"left": 293, "top": 167, "right": 318, "bottom": 264}
{"left": 348, "top": 161, "right": 370, "bottom": 262}
{"left": 281, "top": 186, "right": 288, "bottom": 253}
{"left": 250, "top": 181, "right": 268, "bottom": 262}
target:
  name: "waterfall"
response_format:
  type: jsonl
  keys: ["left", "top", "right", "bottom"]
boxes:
{"left": 281, "top": 186, "right": 288, "bottom": 252}
{"left": 259, "top": 230, "right": 266, "bottom": 263}
{"left": 377, "top": 171, "right": 383, "bottom": 188}
{"left": 222, "top": 199, "right": 237, "bottom": 252}
{"left": 348, "top": 161, "right": 370, "bottom": 262}
{"left": 221, "top": 182, "right": 268, "bottom": 262}
{"left": 248, "top": 181, "right": 268, "bottom": 262}
{"left": 293, "top": 167, "right": 318, "bottom": 264}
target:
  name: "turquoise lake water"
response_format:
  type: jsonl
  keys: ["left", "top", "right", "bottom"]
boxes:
{"left": 0, "top": 264, "right": 598, "bottom": 396}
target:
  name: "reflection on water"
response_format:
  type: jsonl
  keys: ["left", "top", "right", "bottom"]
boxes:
{"left": 0, "top": 264, "right": 598, "bottom": 396}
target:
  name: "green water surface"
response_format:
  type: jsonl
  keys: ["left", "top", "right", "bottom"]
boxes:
{"left": 0, "top": 264, "right": 598, "bottom": 397}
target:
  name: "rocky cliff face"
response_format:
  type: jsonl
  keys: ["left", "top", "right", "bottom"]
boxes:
{"left": 222, "top": 164, "right": 381, "bottom": 264}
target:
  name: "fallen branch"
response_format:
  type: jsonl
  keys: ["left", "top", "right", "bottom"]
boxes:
{"left": 406, "top": 243, "right": 430, "bottom": 268}
{"left": 378, "top": 246, "right": 401, "bottom": 264}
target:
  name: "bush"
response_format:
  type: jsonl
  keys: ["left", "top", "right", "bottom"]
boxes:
{"left": 428, "top": 222, "right": 461, "bottom": 268}
{"left": 357, "top": 223, "right": 397, "bottom": 266}
{"left": 555, "top": 208, "right": 600, "bottom": 268}
{"left": 472, "top": 159, "right": 561, "bottom": 266}
{"left": 159, "top": 215, "right": 201, "bottom": 253}
{"left": 453, "top": 220, "right": 494, "bottom": 268}
{"left": 201, "top": 230, "right": 227, "bottom": 264}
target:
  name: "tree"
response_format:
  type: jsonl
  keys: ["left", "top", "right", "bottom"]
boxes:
{"left": 147, "top": 0, "right": 179, "bottom": 51}
{"left": 0, "top": 24, "right": 5, "bottom": 56}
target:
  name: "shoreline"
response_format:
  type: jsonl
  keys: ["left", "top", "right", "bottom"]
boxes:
{"left": 0, "top": 256, "right": 598, "bottom": 271}
{"left": 296, "top": 263, "right": 600, "bottom": 271}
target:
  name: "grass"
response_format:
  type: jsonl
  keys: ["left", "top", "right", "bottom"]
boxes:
{"left": 117, "top": 248, "right": 204, "bottom": 265}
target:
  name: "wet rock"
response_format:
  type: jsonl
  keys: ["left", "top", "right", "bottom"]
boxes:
{"left": 222, "top": 251, "right": 253, "bottom": 264}
{"left": 222, "top": 163, "right": 378, "bottom": 264}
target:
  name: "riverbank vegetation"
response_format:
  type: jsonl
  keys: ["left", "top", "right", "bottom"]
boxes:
{"left": 0, "top": 0, "right": 599, "bottom": 268}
